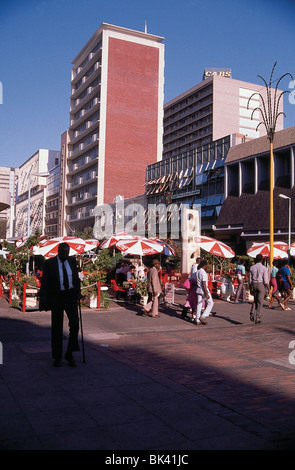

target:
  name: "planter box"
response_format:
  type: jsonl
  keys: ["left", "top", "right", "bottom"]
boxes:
{"left": 246, "top": 291, "right": 254, "bottom": 302}
{"left": 26, "top": 288, "right": 38, "bottom": 294}
{"left": 89, "top": 295, "right": 98, "bottom": 308}
{"left": 26, "top": 297, "right": 37, "bottom": 308}
{"left": 140, "top": 295, "right": 148, "bottom": 306}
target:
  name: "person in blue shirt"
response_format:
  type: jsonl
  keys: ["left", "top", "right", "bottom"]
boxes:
{"left": 269, "top": 259, "right": 281, "bottom": 309}
{"left": 234, "top": 259, "right": 246, "bottom": 304}
{"left": 279, "top": 259, "right": 293, "bottom": 311}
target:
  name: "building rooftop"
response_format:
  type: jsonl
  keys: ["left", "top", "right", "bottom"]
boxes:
{"left": 226, "top": 126, "right": 295, "bottom": 163}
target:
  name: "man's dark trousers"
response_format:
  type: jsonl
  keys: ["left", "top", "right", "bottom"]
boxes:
{"left": 51, "top": 289, "right": 80, "bottom": 361}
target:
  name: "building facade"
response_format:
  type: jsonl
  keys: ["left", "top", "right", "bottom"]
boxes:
{"left": 163, "top": 70, "right": 284, "bottom": 160}
{"left": 44, "top": 150, "right": 61, "bottom": 238}
{"left": 15, "top": 149, "right": 55, "bottom": 238}
{"left": 0, "top": 166, "right": 17, "bottom": 239}
{"left": 214, "top": 126, "right": 295, "bottom": 253}
{"left": 145, "top": 135, "right": 231, "bottom": 233}
{"left": 66, "top": 23, "right": 165, "bottom": 234}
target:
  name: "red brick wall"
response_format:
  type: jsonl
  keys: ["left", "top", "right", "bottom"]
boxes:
{"left": 104, "top": 37, "right": 159, "bottom": 203}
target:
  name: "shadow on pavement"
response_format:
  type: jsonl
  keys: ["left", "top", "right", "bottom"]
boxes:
{"left": 1, "top": 301, "right": 295, "bottom": 450}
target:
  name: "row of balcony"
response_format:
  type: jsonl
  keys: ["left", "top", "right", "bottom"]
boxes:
{"left": 70, "top": 118, "right": 99, "bottom": 146}
{"left": 66, "top": 208, "right": 95, "bottom": 222}
{"left": 71, "top": 63, "right": 101, "bottom": 101}
{"left": 164, "top": 116, "right": 212, "bottom": 144}
{"left": 67, "top": 172, "right": 97, "bottom": 190}
{"left": 68, "top": 133, "right": 99, "bottom": 159}
{"left": 70, "top": 81, "right": 101, "bottom": 115}
{"left": 68, "top": 155, "right": 98, "bottom": 175}
{"left": 164, "top": 86, "right": 213, "bottom": 120}
{"left": 71, "top": 43, "right": 102, "bottom": 84}
{"left": 70, "top": 97, "right": 100, "bottom": 128}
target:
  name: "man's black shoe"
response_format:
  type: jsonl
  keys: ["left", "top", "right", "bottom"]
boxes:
{"left": 65, "top": 352, "right": 77, "bottom": 367}
{"left": 53, "top": 359, "right": 62, "bottom": 367}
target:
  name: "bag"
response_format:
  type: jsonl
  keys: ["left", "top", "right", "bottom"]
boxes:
{"left": 183, "top": 279, "right": 191, "bottom": 290}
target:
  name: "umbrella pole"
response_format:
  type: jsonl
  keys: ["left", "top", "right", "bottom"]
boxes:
{"left": 78, "top": 298, "right": 85, "bottom": 363}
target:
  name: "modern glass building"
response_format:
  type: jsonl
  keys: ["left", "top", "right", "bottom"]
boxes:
{"left": 145, "top": 135, "right": 230, "bottom": 231}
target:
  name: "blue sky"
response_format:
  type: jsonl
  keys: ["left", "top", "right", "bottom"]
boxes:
{"left": 0, "top": 0, "right": 295, "bottom": 168}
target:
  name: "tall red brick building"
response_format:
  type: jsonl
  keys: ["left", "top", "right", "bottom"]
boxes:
{"left": 65, "top": 23, "right": 164, "bottom": 233}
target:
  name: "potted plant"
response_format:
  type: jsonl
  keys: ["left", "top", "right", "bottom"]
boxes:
{"left": 81, "top": 272, "right": 102, "bottom": 308}
{"left": 14, "top": 275, "right": 38, "bottom": 308}
{"left": 136, "top": 278, "right": 148, "bottom": 305}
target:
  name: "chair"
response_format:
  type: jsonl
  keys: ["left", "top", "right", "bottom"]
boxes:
{"left": 110, "top": 279, "right": 126, "bottom": 300}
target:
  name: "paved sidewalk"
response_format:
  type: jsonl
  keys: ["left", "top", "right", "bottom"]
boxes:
{"left": 1, "top": 290, "right": 295, "bottom": 451}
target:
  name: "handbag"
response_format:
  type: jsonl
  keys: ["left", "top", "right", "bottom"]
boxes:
{"left": 183, "top": 278, "right": 191, "bottom": 290}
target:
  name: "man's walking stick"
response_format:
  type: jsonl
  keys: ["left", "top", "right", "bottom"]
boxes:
{"left": 78, "top": 298, "right": 86, "bottom": 363}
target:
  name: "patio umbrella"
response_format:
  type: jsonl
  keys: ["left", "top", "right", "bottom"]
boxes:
{"left": 116, "top": 238, "right": 163, "bottom": 257}
{"left": 290, "top": 242, "right": 295, "bottom": 257}
{"left": 194, "top": 235, "right": 235, "bottom": 278}
{"left": 99, "top": 232, "right": 142, "bottom": 249}
{"left": 150, "top": 238, "right": 176, "bottom": 256}
{"left": 194, "top": 236, "right": 235, "bottom": 258}
{"left": 16, "top": 237, "right": 28, "bottom": 248}
{"left": 33, "top": 236, "right": 88, "bottom": 258}
{"left": 247, "top": 241, "right": 288, "bottom": 259}
{"left": 83, "top": 239, "right": 100, "bottom": 252}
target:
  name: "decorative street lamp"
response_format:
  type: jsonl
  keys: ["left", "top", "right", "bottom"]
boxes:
{"left": 247, "top": 62, "right": 293, "bottom": 268}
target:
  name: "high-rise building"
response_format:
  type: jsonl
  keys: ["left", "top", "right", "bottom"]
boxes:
{"left": 162, "top": 69, "right": 284, "bottom": 159}
{"left": 15, "top": 149, "right": 55, "bottom": 238}
{"left": 66, "top": 23, "right": 165, "bottom": 234}
{"left": 0, "top": 166, "right": 17, "bottom": 239}
{"left": 44, "top": 150, "right": 61, "bottom": 238}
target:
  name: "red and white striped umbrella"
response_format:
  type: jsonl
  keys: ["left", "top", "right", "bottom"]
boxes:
{"left": 194, "top": 235, "right": 235, "bottom": 258}
{"left": 16, "top": 237, "right": 28, "bottom": 248}
{"left": 150, "top": 238, "right": 176, "bottom": 256}
{"left": 99, "top": 232, "right": 143, "bottom": 249}
{"left": 247, "top": 241, "right": 288, "bottom": 259}
{"left": 33, "top": 236, "right": 88, "bottom": 258}
{"left": 84, "top": 239, "right": 100, "bottom": 252}
{"left": 116, "top": 238, "right": 163, "bottom": 256}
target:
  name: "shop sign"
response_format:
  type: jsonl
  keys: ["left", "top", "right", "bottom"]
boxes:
{"left": 203, "top": 68, "right": 231, "bottom": 80}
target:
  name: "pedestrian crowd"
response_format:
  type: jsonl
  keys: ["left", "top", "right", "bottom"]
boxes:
{"left": 31, "top": 241, "right": 294, "bottom": 367}
{"left": 180, "top": 253, "right": 293, "bottom": 326}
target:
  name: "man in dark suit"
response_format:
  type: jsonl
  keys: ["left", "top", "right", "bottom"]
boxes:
{"left": 39, "top": 242, "right": 81, "bottom": 367}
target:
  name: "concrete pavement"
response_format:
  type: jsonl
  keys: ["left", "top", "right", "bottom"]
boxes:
{"left": 1, "top": 289, "right": 295, "bottom": 451}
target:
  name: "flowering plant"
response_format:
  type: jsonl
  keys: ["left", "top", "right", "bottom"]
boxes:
{"left": 136, "top": 278, "right": 148, "bottom": 297}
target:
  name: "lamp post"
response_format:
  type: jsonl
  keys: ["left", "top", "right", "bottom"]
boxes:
{"left": 247, "top": 62, "right": 293, "bottom": 268}
{"left": 279, "top": 193, "right": 291, "bottom": 263}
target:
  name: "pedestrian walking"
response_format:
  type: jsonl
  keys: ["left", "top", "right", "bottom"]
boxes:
{"left": 195, "top": 259, "right": 214, "bottom": 325}
{"left": 234, "top": 258, "right": 246, "bottom": 303}
{"left": 181, "top": 256, "right": 201, "bottom": 319}
{"left": 249, "top": 254, "right": 269, "bottom": 324}
{"left": 268, "top": 259, "right": 281, "bottom": 309}
{"left": 279, "top": 259, "right": 293, "bottom": 311}
{"left": 39, "top": 242, "right": 82, "bottom": 367}
{"left": 143, "top": 259, "right": 162, "bottom": 317}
